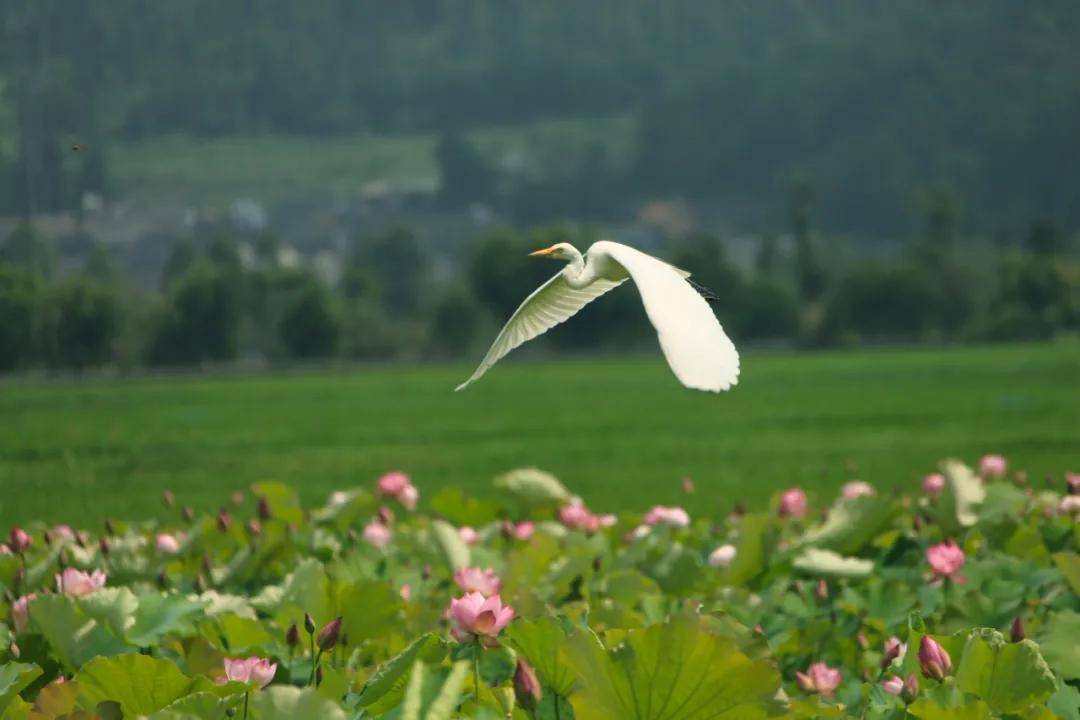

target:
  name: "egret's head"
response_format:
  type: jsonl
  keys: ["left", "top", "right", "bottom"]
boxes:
{"left": 529, "top": 242, "right": 578, "bottom": 261}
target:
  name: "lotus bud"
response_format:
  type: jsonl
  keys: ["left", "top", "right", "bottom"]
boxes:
{"left": 882, "top": 675, "right": 904, "bottom": 695}
{"left": 918, "top": 636, "right": 951, "bottom": 680}
{"left": 317, "top": 616, "right": 342, "bottom": 652}
{"left": 98, "top": 537, "right": 110, "bottom": 556}
{"left": 231, "top": 491, "right": 244, "bottom": 506}
{"left": 285, "top": 622, "right": 300, "bottom": 648}
{"left": 815, "top": 579, "right": 829, "bottom": 601}
{"left": 304, "top": 612, "right": 316, "bottom": 635}
{"left": 732, "top": 502, "right": 747, "bottom": 517}
{"left": 246, "top": 519, "right": 261, "bottom": 537}
{"left": 1010, "top": 616, "right": 1026, "bottom": 642}
{"left": 681, "top": 477, "right": 695, "bottom": 494}
{"left": 182, "top": 506, "right": 195, "bottom": 523}
{"left": 216, "top": 509, "right": 231, "bottom": 533}
{"left": 75, "top": 531, "right": 88, "bottom": 548}
{"left": 9, "top": 527, "right": 31, "bottom": 553}
{"left": 377, "top": 505, "right": 395, "bottom": 526}
{"left": 902, "top": 673, "right": 919, "bottom": 703}
{"left": 513, "top": 657, "right": 542, "bottom": 711}
{"left": 257, "top": 495, "right": 271, "bottom": 521}
{"left": 881, "top": 636, "right": 906, "bottom": 668}
{"left": 42, "top": 529, "right": 53, "bottom": 547}
{"left": 104, "top": 518, "right": 115, "bottom": 536}
{"left": 162, "top": 489, "right": 175, "bottom": 507}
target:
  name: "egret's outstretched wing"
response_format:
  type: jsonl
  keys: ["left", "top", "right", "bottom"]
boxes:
{"left": 596, "top": 240, "right": 740, "bottom": 392}
{"left": 455, "top": 273, "right": 625, "bottom": 391}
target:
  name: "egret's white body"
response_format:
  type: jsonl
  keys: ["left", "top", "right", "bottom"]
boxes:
{"left": 456, "top": 240, "right": 740, "bottom": 393}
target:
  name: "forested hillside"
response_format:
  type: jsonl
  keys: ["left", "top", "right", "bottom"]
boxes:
{"left": 2, "top": 1, "right": 1079, "bottom": 234}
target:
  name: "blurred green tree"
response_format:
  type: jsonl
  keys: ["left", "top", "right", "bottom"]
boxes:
{"left": 279, "top": 275, "right": 342, "bottom": 360}
{"left": 147, "top": 262, "right": 241, "bottom": 365}
{"left": 0, "top": 263, "right": 41, "bottom": 370}
{"left": 41, "top": 276, "right": 122, "bottom": 371}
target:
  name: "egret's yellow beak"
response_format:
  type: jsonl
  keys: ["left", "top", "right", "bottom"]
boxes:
{"left": 529, "top": 246, "right": 557, "bottom": 257}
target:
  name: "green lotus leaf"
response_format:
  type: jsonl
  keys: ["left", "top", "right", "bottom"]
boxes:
{"left": 250, "top": 685, "right": 346, "bottom": 720}
{"left": 431, "top": 519, "right": 471, "bottom": 571}
{"left": 76, "top": 654, "right": 193, "bottom": 717}
{"left": 494, "top": 467, "right": 572, "bottom": 507}
{"left": 792, "top": 548, "right": 874, "bottom": 578}
{"left": 563, "top": 615, "right": 785, "bottom": 719}
{"left": 504, "top": 616, "right": 576, "bottom": 696}
{"left": 0, "top": 662, "right": 42, "bottom": 715}
{"left": 355, "top": 632, "right": 448, "bottom": 713}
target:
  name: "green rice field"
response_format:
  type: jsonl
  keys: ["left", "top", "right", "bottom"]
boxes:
{"left": 1, "top": 342, "right": 1078, "bottom": 528}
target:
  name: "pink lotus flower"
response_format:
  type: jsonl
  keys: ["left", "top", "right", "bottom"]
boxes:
{"left": 505, "top": 521, "right": 535, "bottom": 540}
{"left": 449, "top": 592, "right": 514, "bottom": 646}
{"left": 9, "top": 527, "right": 31, "bottom": 553}
{"left": 842, "top": 481, "right": 874, "bottom": 499}
{"left": 918, "top": 637, "right": 952, "bottom": 680}
{"left": 979, "top": 454, "right": 1007, "bottom": 478}
{"left": 778, "top": 488, "right": 808, "bottom": 519}
{"left": 1059, "top": 496, "right": 1080, "bottom": 516}
{"left": 399, "top": 584, "right": 412, "bottom": 601}
{"left": 458, "top": 526, "right": 478, "bottom": 545}
{"left": 1066, "top": 472, "right": 1080, "bottom": 494}
{"left": 155, "top": 533, "right": 181, "bottom": 554}
{"left": 399, "top": 484, "right": 419, "bottom": 511}
{"left": 56, "top": 568, "right": 106, "bottom": 597}
{"left": 882, "top": 636, "right": 906, "bottom": 668}
{"left": 377, "top": 471, "right": 419, "bottom": 510}
{"left": 11, "top": 594, "right": 36, "bottom": 633}
{"left": 882, "top": 675, "right": 904, "bottom": 695}
{"left": 926, "top": 540, "right": 965, "bottom": 581}
{"left": 922, "top": 473, "right": 946, "bottom": 496}
{"left": 221, "top": 656, "right": 277, "bottom": 688}
{"left": 362, "top": 521, "right": 392, "bottom": 549}
{"left": 559, "top": 502, "right": 617, "bottom": 533}
{"left": 709, "top": 544, "right": 737, "bottom": 567}
{"left": 795, "top": 662, "right": 842, "bottom": 699}
{"left": 53, "top": 525, "right": 75, "bottom": 542}
{"left": 644, "top": 505, "right": 690, "bottom": 528}
{"left": 454, "top": 567, "right": 502, "bottom": 596}
{"left": 377, "top": 471, "right": 411, "bottom": 495}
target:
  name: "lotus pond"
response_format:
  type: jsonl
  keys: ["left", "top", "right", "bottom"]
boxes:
{"left": 1, "top": 459, "right": 1079, "bottom": 718}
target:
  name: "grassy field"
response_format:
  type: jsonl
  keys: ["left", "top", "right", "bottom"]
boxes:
{"left": 2, "top": 342, "right": 1079, "bottom": 528}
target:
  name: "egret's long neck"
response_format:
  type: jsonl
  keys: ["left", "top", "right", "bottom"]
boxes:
{"left": 562, "top": 248, "right": 591, "bottom": 288}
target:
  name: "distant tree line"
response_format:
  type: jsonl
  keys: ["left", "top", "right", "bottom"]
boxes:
{"left": 1, "top": 209, "right": 1076, "bottom": 375}
{"left": 2, "top": 2, "right": 1079, "bottom": 235}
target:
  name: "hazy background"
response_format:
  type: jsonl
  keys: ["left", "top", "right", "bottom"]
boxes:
{"left": 1, "top": 1, "right": 1078, "bottom": 374}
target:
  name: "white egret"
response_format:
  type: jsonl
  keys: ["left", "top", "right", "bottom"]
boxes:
{"left": 456, "top": 240, "right": 739, "bottom": 392}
